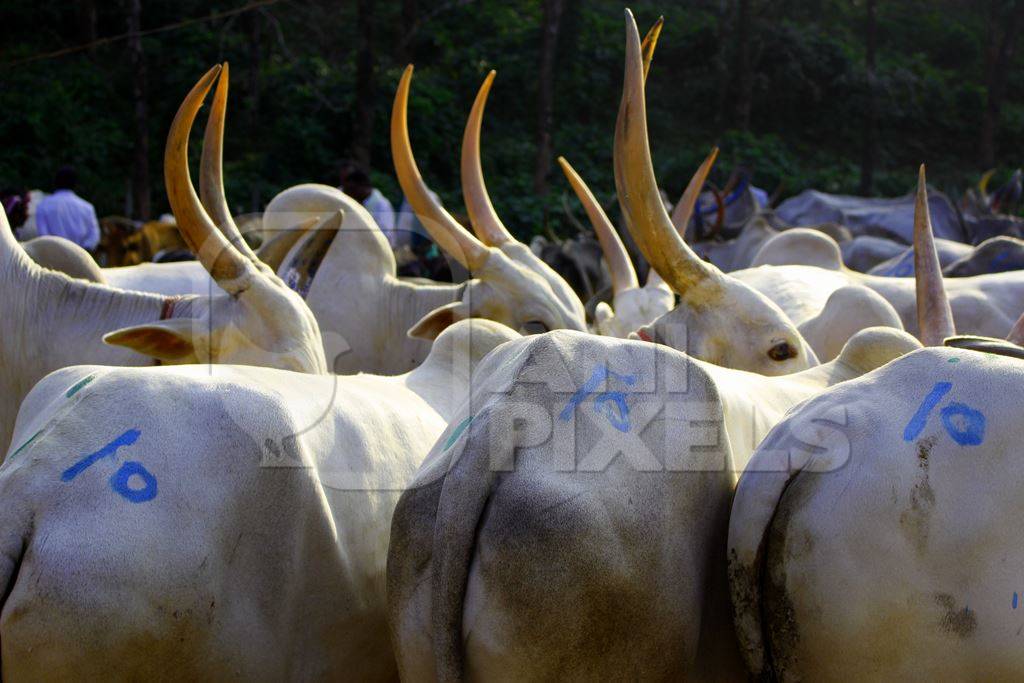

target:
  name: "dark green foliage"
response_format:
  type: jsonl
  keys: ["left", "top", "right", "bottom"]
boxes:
{"left": 0, "top": 0, "right": 1021, "bottom": 238}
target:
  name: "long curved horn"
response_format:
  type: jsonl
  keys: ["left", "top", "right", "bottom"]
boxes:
{"left": 200, "top": 62, "right": 263, "bottom": 267}
{"left": 614, "top": 10, "right": 720, "bottom": 298}
{"left": 392, "top": 65, "right": 490, "bottom": 271}
{"left": 461, "top": 71, "right": 516, "bottom": 247}
{"left": 640, "top": 16, "right": 664, "bottom": 79}
{"left": 558, "top": 156, "right": 638, "bottom": 294}
{"left": 639, "top": 15, "right": 668, "bottom": 289}
{"left": 914, "top": 164, "right": 955, "bottom": 345}
{"left": 165, "top": 64, "right": 252, "bottom": 291}
{"left": 670, "top": 148, "right": 720, "bottom": 236}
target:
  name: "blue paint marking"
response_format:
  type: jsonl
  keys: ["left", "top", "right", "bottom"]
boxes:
{"left": 1013, "top": 592, "right": 1018, "bottom": 609}
{"left": 594, "top": 392, "right": 631, "bottom": 432}
{"left": 903, "top": 382, "right": 987, "bottom": 447}
{"left": 109, "top": 461, "right": 158, "bottom": 503}
{"left": 903, "top": 383, "right": 952, "bottom": 441}
{"left": 559, "top": 366, "right": 638, "bottom": 431}
{"left": 61, "top": 429, "right": 141, "bottom": 482}
{"left": 940, "top": 403, "right": 986, "bottom": 446}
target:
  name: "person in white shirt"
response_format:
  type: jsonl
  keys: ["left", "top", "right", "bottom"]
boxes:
{"left": 34, "top": 166, "right": 101, "bottom": 251}
{"left": 338, "top": 161, "right": 397, "bottom": 246}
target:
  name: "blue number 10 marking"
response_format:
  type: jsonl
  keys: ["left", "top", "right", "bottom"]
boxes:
{"left": 560, "top": 365, "right": 638, "bottom": 432}
{"left": 903, "top": 382, "right": 986, "bottom": 446}
{"left": 61, "top": 429, "right": 158, "bottom": 503}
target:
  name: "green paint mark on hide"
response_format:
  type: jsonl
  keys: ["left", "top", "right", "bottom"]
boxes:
{"left": 948, "top": 357, "right": 960, "bottom": 363}
{"left": 66, "top": 374, "right": 96, "bottom": 398}
{"left": 444, "top": 415, "right": 475, "bottom": 451}
{"left": 9, "top": 429, "right": 43, "bottom": 459}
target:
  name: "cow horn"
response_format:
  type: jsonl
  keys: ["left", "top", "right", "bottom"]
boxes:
{"left": 558, "top": 156, "right": 638, "bottom": 294}
{"left": 670, "top": 148, "right": 720, "bottom": 237}
{"left": 614, "top": 10, "right": 721, "bottom": 298}
{"left": 914, "top": 164, "right": 956, "bottom": 345}
{"left": 640, "top": 16, "right": 664, "bottom": 79}
{"left": 200, "top": 62, "right": 264, "bottom": 268}
{"left": 461, "top": 71, "right": 516, "bottom": 247}
{"left": 166, "top": 64, "right": 252, "bottom": 291}
{"left": 392, "top": 65, "right": 490, "bottom": 271}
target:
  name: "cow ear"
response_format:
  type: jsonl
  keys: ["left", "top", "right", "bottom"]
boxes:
{"left": 103, "top": 319, "right": 197, "bottom": 362}
{"left": 408, "top": 301, "right": 471, "bottom": 341}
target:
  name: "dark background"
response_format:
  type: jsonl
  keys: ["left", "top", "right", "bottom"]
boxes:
{"left": 2, "top": 0, "right": 1023, "bottom": 238}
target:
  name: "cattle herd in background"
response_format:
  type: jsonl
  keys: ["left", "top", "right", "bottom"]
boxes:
{"left": 0, "top": 9, "right": 1022, "bottom": 680}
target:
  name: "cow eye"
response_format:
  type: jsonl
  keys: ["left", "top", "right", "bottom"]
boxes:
{"left": 768, "top": 341, "right": 795, "bottom": 361}
{"left": 522, "top": 320, "right": 549, "bottom": 335}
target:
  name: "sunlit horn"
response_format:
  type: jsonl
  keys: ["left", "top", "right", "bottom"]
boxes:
{"left": 558, "top": 156, "right": 638, "bottom": 294}
{"left": 165, "top": 64, "right": 252, "bottom": 291}
{"left": 913, "top": 164, "right": 955, "bottom": 345}
{"left": 461, "top": 70, "right": 516, "bottom": 247}
{"left": 614, "top": 10, "right": 720, "bottom": 298}
{"left": 392, "top": 65, "right": 490, "bottom": 271}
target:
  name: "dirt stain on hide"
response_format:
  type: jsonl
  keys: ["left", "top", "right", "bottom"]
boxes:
{"left": 935, "top": 593, "right": 977, "bottom": 639}
{"left": 900, "top": 436, "right": 937, "bottom": 556}
{"left": 763, "top": 473, "right": 818, "bottom": 679}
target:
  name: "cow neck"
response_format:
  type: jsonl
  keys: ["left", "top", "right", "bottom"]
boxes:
{"left": 0, "top": 239, "right": 187, "bottom": 449}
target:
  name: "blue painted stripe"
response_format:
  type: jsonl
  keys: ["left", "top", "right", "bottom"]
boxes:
{"left": 61, "top": 429, "right": 141, "bottom": 482}
{"left": 903, "top": 382, "right": 952, "bottom": 441}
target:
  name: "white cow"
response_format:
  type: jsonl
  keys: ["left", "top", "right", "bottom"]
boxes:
{"left": 725, "top": 181, "right": 1024, "bottom": 680}
{"left": 727, "top": 337, "right": 1024, "bottom": 680}
{"left": 0, "top": 65, "right": 326, "bottom": 451}
{"left": 0, "top": 318, "right": 518, "bottom": 679}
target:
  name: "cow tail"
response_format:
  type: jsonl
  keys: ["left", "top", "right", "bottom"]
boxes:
{"left": 727, "top": 460, "right": 805, "bottom": 678}
{"left": 429, "top": 406, "right": 505, "bottom": 682}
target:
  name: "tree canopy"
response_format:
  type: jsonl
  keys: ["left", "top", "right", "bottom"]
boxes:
{"left": 2, "top": 0, "right": 1023, "bottom": 239}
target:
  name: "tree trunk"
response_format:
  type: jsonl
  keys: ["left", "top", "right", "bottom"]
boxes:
{"left": 858, "top": 0, "right": 877, "bottom": 195}
{"left": 533, "top": 0, "right": 565, "bottom": 196}
{"left": 980, "top": 0, "right": 1024, "bottom": 169}
{"left": 247, "top": 12, "right": 262, "bottom": 212}
{"left": 732, "top": 0, "right": 754, "bottom": 130}
{"left": 353, "top": 0, "right": 375, "bottom": 167}
{"left": 127, "top": 0, "right": 149, "bottom": 220}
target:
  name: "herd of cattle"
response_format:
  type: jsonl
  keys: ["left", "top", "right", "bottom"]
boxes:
{"left": 2, "top": 9, "right": 1024, "bottom": 679}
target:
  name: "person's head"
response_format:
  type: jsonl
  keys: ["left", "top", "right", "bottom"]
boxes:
{"left": 338, "top": 160, "right": 372, "bottom": 201}
{"left": 54, "top": 166, "right": 77, "bottom": 191}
